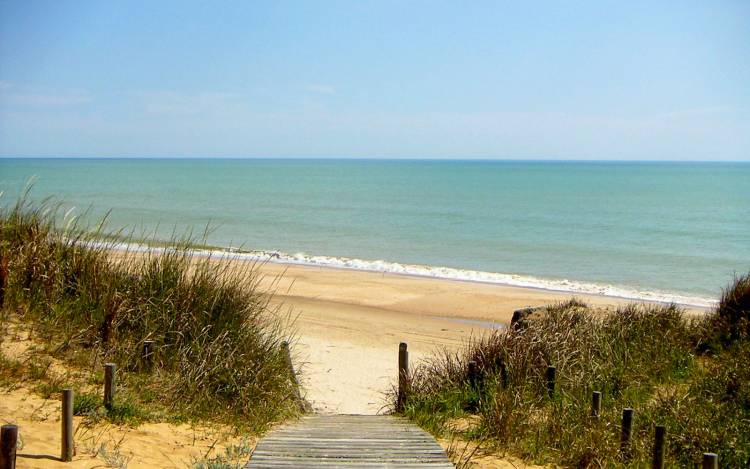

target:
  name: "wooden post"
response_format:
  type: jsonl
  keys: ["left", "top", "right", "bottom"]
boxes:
{"left": 591, "top": 391, "right": 602, "bottom": 418}
{"left": 397, "top": 342, "right": 409, "bottom": 412}
{"left": 467, "top": 361, "right": 478, "bottom": 389}
{"left": 0, "top": 424, "right": 18, "bottom": 469}
{"left": 493, "top": 356, "right": 508, "bottom": 387}
{"left": 104, "top": 363, "right": 115, "bottom": 411}
{"left": 620, "top": 408, "right": 634, "bottom": 460}
{"left": 142, "top": 340, "right": 154, "bottom": 371}
{"left": 280, "top": 341, "right": 306, "bottom": 411}
{"left": 281, "top": 341, "right": 299, "bottom": 387}
{"left": 546, "top": 365, "right": 556, "bottom": 397}
{"left": 702, "top": 453, "right": 718, "bottom": 469}
{"left": 652, "top": 425, "right": 665, "bottom": 469}
{"left": 61, "top": 389, "right": 74, "bottom": 462}
{"left": 499, "top": 360, "right": 508, "bottom": 388}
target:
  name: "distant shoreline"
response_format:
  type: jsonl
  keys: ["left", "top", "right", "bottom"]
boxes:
{"left": 2, "top": 156, "right": 749, "bottom": 164}
{"left": 92, "top": 239, "right": 716, "bottom": 311}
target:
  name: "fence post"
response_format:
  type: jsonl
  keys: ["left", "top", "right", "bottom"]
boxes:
{"left": 546, "top": 365, "right": 556, "bottom": 398}
{"left": 468, "top": 361, "right": 478, "bottom": 389}
{"left": 702, "top": 453, "right": 718, "bottom": 469}
{"left": 142, "top": 340, "right": 154, "bottom": 372}
{"left": 0, "top": 424, "right": 18, "bottom": 469}
{"left": 652, "top": 425, "right": 665, "bottom": 469}
{"left": 62, "top": 389, "right": 74, "bottom": 462}
{"left": 499, "top": 360, "right": 508, "bottom": 388}
{"left": 280, "top": 341, "right": 306, "bottom": 411}
{"left": 104, "top": 363, "right": 116, "bottom": 411}
{"left": 591, "top": 391, "right": 602, "bottom": 418}
{"left": 397, "top": 342, "right": 409, "bottom": 412}
{"left": 620, "top": 408, "right": 634, "bottom": 460}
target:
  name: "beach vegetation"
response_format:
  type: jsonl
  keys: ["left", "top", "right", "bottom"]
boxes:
{"left": 711, "top": 272, "right": 750, "bottom": 347}
{"left": 0, "top": 193, "right": 301, "bottom": 431}
{"left": 397, "top": 297, "right": 750, "bottom": 467}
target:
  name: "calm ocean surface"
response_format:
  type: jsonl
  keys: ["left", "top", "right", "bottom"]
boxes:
{"left": 1, "top": 158, "right": 748, "bottom": 306}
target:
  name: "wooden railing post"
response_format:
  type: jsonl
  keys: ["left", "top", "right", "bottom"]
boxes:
{"left": 0, "top": 424, "right": 18, "bottom": 469}
{"left": 142, "top": 340, "right": 154, "bottom": 372}
{"left": 546, "top": 365, "right": 556, "bottom": 398}
{"left": 397, "top": 342, "right": 409, "bottom": 412}
{"left": 591, "top": 391, "right": 602, "bottom": 418}
{"left": 281, "top": 340, "right": 307, "bottom": 411}
{"left": 61, "top": 389, "right": 74, "bottom": 462}
{"left": 652, "top": 425, "right": 665, "bottom": 469}
{"left": 104, "top": 363, "right": 116, "bottom": 411}
{"left": 498, "top": 359, "right": 508, "bottom": 388}
{"left": 620, "top": 408, "right": 634, "bottom": 460}
{"left": 467, "top": 361, "right": 478, "bottom": 389}
{"left": 702, "top": 453, "right": 718, "bottom": 469}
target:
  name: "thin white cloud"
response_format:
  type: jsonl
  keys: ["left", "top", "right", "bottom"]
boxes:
{"left": 304, "top": 84, "right": 336, "bottom": 95}
{"left": 129, "top": 90, "right": 247, "bottom": 116}
{"left": 648, "top": 106, "right": 736, "bottom": 121}
{"left": 0, "top": 82, "right": 92, "bottom": 107}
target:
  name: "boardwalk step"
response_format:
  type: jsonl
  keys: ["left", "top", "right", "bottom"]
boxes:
{"left": 246, "top": 415, "right": 454, "bottom": 468}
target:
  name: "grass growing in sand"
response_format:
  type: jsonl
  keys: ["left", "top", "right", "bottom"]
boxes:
{"left": 0, "top": 193, "right": 301, "bottom": 434}
{"left": 397, "top": 279, "right": 750, "bottom": 467}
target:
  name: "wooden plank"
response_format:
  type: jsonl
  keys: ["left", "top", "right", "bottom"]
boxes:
{"left": 246, "top": 415, "right": 453, "bottom": 468}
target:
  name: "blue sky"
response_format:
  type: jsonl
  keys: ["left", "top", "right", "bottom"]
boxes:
{"left": 0, "top": 1, "right": 748, "bottom": 160}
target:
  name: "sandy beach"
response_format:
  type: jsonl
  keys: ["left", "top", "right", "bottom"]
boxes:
{"left": 251, "top": 261, "right": 707, "bottom": 414}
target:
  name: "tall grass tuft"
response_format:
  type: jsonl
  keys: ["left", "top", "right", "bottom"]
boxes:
{"left": 712, "top": 272, "right": 750, "bottom": 346}
{"left": 399, "top": 298, "right": 749, "bottom": 467}
{"left": 0, "top": 194, "right": 300, "bottom": 430}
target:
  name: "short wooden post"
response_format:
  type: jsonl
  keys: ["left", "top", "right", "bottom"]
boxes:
{"left": 499, "top": 360, "right": 508, "bottom": 388}
{"left": 104, "top": 363, "right": 115, "bottom": 411}
{"left": 61, "top": 389, "right": 74, "bottom": 462}
{"left": 620, "top": 408, "right": 634, "bottom": 460}
{"left": 652, "top": 425, "right": 665, "bottom": 469}
{"left": 0, "top": 424, "right": 18, "bottom": 469}
{"left": 702, "top": 453, "right": 718, "bottom": 469}
{"left": 591, "top": 391, "right": 602, "bottom": 418}
{"left": 397, "top": 342, "right": 409, "bottom": 412}
{"left": 280, "top": 341, "right": 306, "bottom": 411}
{"left": 467, "top": 361, "right": 478, "bottom": 389}
{"left": 546, "top": 365, "right": 556, "bottom": 397}
{"left": 142, "top": 340, "right": 154, "bottom": 371}
{"left": 281, "top": 341, "right": 299, "bottom": 387}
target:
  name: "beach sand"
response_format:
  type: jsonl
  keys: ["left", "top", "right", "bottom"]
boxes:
{"left": 0, "top": 319, "right": 247, "bottom": 469}
{"left": 251, "top": 261, "right": 707, "bottom": 414}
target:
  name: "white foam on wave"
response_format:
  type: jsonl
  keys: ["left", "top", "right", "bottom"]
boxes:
{"left": 90, "top": 240, "right": 717, "bottom": 309}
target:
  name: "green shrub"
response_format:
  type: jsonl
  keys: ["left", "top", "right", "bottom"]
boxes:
{"left": 74, "top": 392, "right": 101, "bottom": 416}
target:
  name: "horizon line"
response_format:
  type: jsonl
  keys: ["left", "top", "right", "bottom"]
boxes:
{"left": 1, "top": 155, "right": 748, "bottom": 163}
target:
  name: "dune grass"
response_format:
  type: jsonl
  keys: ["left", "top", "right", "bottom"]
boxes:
{"left": 397, "top": 284, "right": 750, "bottom": 467}
{"left": 0, "top": 194, "right": 301, "bottom": 431}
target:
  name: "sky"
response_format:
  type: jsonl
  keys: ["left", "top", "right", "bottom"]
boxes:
{"left": 0, "top": 0, "right": 749, "bottom": 160}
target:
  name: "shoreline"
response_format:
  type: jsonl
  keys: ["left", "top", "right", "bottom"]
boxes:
{"left": 93, "top": 239, "right": 716, "bottom": 310}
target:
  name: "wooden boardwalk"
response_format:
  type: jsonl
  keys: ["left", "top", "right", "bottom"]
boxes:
{"left": 246, "top": 414, "right": 454, "bottom": 468}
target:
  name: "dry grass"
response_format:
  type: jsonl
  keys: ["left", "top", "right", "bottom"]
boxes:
{"left": 398, "top": 296, "right": 750, "bottom": 467}
{"left": 0, "top": 193, "right": 301, "bottom": 431}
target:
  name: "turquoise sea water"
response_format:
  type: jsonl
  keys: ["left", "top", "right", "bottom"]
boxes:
{"left": 1, "top": 158, "right": 748, "bottom": 306}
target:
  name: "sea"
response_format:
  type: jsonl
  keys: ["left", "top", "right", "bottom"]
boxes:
{"left": 1, "top": 158, "right": 748, "bottom": 308}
